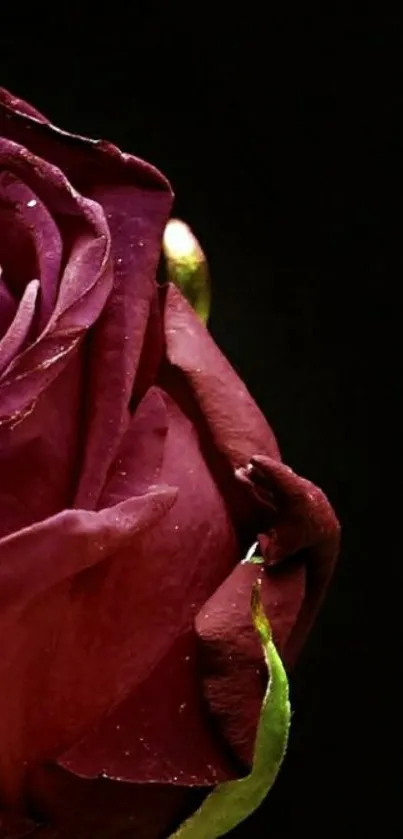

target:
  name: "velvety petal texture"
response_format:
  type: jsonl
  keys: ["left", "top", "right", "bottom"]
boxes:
{"left": 0, "top": 88, "right": 340, "bottom": 839}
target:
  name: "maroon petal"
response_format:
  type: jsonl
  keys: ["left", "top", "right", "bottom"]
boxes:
{"left": 0, "top": 89, "right": 173, "bottom": 510}
{"left": 99, "top": 386, "right": 169, "bottom": 508}
{"left": 0, "top": 170, "right": 62, "bottom": 331}
{"left": 0, "top": 391, "right": 237, "bottom": 808}
{"left": 0, "top": 280, "right": 39, "bottom": 374}
{"left": 0, "top": 268, "right": 18, "bottom": 335}
{"left": 28, "top": 766, "right": 203, "bottom": 839}
{"left": 0, "top": 135, "right": 112, "bottom": 418}
{"left": 0, "top": 137, "right": 112, "bottom": 536}
{"left": 74, "top": 177, "right": 171, "bottom": 508}
{"left": 238, "top": 454, "right": 341, "bottom": 664}
{"left": 0, "top": 88, "right": 47, "bottom": 122}
{"left": 163, "top": 283, "right": 280, "bottom": 469}
{"left": 56, "top": 630, "right": 235, "bottom": 786}
{"left": 195, "top": 458, "right": 339, "bottom": 767}
{"left": 27, "top": 631, "right": 238, "bottom": 838}
{"left": 0, "top": 485, "right": 177, "bottom": 805}
{"left": 195, "top": 560, "right": 305, "bottom": 767}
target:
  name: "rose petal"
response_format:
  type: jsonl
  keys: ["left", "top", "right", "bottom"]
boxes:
{"left": 0, "top": 280, "right": 39, "bottom": 374}
{"left": 0, "top": 268, "right": 18, "bottom": 336}
{"left": 195, "top": 561, "right": 305, "bottom": 766}
{"left": 0, "top": 87, "right": 47, "bottom": 122}
{"left": 163, "top": 283, "right": 280, "bottom": 468}
{"left": 0, "top": 137, "right": 113, "bottom": 535}
{"left": 239, "top": 454, "right": 341, "bottom": 664}
{"left": 0, "top": 352, "right": 86, "bottom": 539}
{"left": 0, "top": 171, "right": 62, "bottom": 331}
{"left": 99, "top": 386, "right": 169, "bottom": 508}
{"left": 26, "top": 632, "right": 237, "bottom": 838}
{"left": 28, "top": 765, "right": 203, "bottom": 839}
{"left": 0, "top": 174, "right": 39, "bottom": 303}
{"left": 74, "top": 178, "right": 172, "bottom": 508}
{"left": 0, "top": 392, "right": 237, "bottom": 806}
{"left": 0, "top": 484, "right": 177, "bottom": 804}
{"left": 0, "top": 89, "right": 173, "bottom": 509}
{"left": 131, "top": 287, "right": 165, "bottom": 406}
{"left": 195, "top": 459, "right": 339, "bottom": 767}
{"left": 0, "top": 138, "right": 112, "bottom": 421}
{"left": 0, "top": 488, "right": 177, "bottom": 614}
{"left": 57, "top": 630, "right": 235, "bottom": 785}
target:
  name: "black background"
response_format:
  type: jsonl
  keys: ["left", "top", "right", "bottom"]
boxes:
{"left": 1, "top": 7, "right": 400, "bottom": 837}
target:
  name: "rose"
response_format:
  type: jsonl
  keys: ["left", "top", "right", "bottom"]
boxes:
{"left": 0, "top": 87, "right": 340, "bottom": 839}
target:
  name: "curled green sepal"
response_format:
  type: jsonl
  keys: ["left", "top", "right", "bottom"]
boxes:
{"left": 163, "top": 219, "right": 211, "bottom": 325}
{"left": 169, "top": 580, "right": 291, "bottom": 838}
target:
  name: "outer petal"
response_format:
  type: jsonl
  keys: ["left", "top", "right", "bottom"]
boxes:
{"left": 0, "top": 485, "right": 177, "bottom": 805}
{"left": 27, "top": 769, "right": 203, "bottom": 839}
{"left": 0, "top": 88, "right": 173, "bottom": 509}
{"left": 196, "top": 457, "right": 340, "bottom": 767}
{"left": 195, "top": 561, "right": 305, "bottom": 767}
{"left": 0, "top": 88, "right": 47, "bottom": 122}
{"left": 159, "top": 283, "right": 282, "bottom": 551}
{"left": 0, "top": 387, "right": 238, "bottom": 813}
{"left": 237, "top": 456, "right": 340, "bottom": 662}
{"left": 25, "top": 633, "right": 237, "bottom": 839}
{"left": 163, "top": 283, "right": 280, "bottom": 469}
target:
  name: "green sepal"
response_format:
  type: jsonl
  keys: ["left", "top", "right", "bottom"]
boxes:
{"left": 169, "top": 580, "right": 291, "bottom": 838}
{"left": 163, "top": 219, "right": 211, "bottom": 325}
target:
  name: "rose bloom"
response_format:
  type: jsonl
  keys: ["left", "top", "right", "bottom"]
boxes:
{"left": 0, "top": 88, "right": 340, "bottom": 839}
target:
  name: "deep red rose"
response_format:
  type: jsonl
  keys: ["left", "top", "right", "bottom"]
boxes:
{"left": 0, "top": 88, "right": 340, "bottom": 839}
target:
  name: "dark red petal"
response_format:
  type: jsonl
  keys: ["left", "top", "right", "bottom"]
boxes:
{"left": 0, "top": 486, "right": 177, "bottom": 805}
{"left": 0, "top": 269, "right": 18, "bottom": 335}
{"left": 0, "top": 172, "right": 62, "bottom": 331}
{"left": 0, "top": 139, "right": 112, "bottom": 536}
{"left": 0, "top": 280, "right": 39, "bottom": 373}
{"left": 26, "top": 633, "right": 236, "bottom": 837}
{"left": 0, "top": 138, "right": 112, "bottom": 415}
{"left": 28, "top": 766, "right": 203, "bottom": 839}
{"left": 0, "top": 90, "right": 173, "bottom": 510}
{"left": 195, "top": 560, "right": 305, "bottom": 766}
{"left": 195, "top": 458, "right": 339, "bottom": 767}
{"left": 243, "top": 455, "right": 341, "bottom": 664}
{"left": 0, "top": 392, "right": 237, "bottom": 808}
{"left": 163, "top": 283, "right": 280, "bottom": 469}
{"left": 0, "top": 88, "right": 48, "bottom": 122}
{"left": 99, "top": 386, "right": 169, "bottom": 508}
{"left": 57, "top": 630, "right": 235, "bottom": 785}
{"left": 74, "top": 179, "right": 171, "bottom": 508}
{"left": 131, "top": 288, "right": 165, "bottom": 406}
{"left": 0, "top": 353, "right": 88, "bottom": 539}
